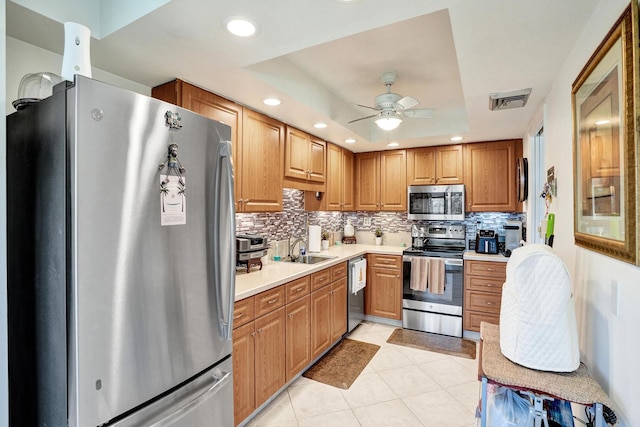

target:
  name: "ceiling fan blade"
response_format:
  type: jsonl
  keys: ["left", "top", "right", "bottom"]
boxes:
{"left": 356, "top": 103, "right": 380, "bottom": 111}
{"left": 402, "top": 108, "right": 434, "bottom": 119}
{"left": 397, "top": 96, "right": 419, "bottom": 110}
{"left": 348, "top": 113, "right": 380, "bottom": 124}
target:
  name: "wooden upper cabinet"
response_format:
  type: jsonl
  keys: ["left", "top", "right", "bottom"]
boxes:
{"left": 355, "top": 150, "right": 406, "bottom": 211}
{"left": 324, "top": 143, "right": 354, "bottom": 211}
{"left": 407, "top": 145, "right": 463, "bottom": 185}
{"left": 436, "top": 145, "right": 464, "bottom": 185}
{"left": 464, "top": 139, "right": 523, "bottom": 212}
{"left": 380, "top": 150, "right": 407, "bottom": 211}
{"left": 355, "top": 152, "right": 381, "bottom": 211}
{"left": 152, "top": 79, "right": 244, "bottom": 210}
{"left": 241, "top": 109, "right": 285, "bottom": 212}
{"left": 284, "top": 126, "right": 326, "bottom": 185}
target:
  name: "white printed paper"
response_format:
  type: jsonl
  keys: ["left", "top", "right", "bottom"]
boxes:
{"left": 160, "top": 175, "right": 186, "bottom": 226}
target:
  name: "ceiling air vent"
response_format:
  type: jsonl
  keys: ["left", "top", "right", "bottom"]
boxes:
{"left": 488, "top": 88, "right": 532, "bottom": 111}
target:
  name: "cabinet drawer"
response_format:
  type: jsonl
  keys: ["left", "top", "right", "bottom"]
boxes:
{"left": 233, "top": 296, "right": 255, "bottom": 329}
{"left": 464, "top": 310, "right": 500, "bottom": 332}
{"left": 255, "top": 285, "right": 285, "bottom": 317}
{"left": 465, "top": 290, "right": 502, "bottom": 314}
{"left": 368, "top": 253, "right": 401, "bottom": 269}
{"left": 285, "top": 276, "right": 311, "bottom": 303}
{"left": 331, "top": 262, "right": 347, "bottom": 281}
{"left": 465, "top": 260, "right": 506, "bottom": 278}
{"left": 465, "top": 275, "right": 504, "bottom": 293}
{"left": 311, "top": 267, "right": 332, "bottom": 291}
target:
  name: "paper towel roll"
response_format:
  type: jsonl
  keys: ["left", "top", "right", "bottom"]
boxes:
{"left": 308, "top": 225, "right": 321, "bottom": 253}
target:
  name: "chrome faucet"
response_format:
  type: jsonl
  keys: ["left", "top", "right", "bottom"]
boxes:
{"left": 289, "top": 237, "right": 306, "bottom": 261}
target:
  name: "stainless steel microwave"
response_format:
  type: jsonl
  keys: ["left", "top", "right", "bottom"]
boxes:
{"left": 407, "top": 184, "right": 466, "bottom": 221}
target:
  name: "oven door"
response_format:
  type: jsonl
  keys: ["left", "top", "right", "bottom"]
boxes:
{"left": 402, "top": 255, "right": 463, "bottom": 314}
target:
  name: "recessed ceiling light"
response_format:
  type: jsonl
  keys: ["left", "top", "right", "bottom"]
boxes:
{"left": 313, "top": 122, "right": 327, "bottom": 129}
{"left": 387, "top": 142, "right": 399, "bottom": 148}
{"left": 224, "top": 17, "right": 258, "bottom": 37}
{"left": 450, "top": 136, "right": 463, "bottom": 142}
{"left": 345, "top": 138, "right": 356, "bottom": 144}
{"left": 263, "top": 97, "right": 281, "bottom": 106}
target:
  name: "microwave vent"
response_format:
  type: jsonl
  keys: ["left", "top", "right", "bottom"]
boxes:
{"left": 488, "top": 88, "right": 532, "bottom": 111}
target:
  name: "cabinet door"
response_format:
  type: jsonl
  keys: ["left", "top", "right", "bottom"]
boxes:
{"left": 436, "top": 144, "right": 463, "bottom": 184}
{"left": 325, "top": 143, "right": 343, "bottom": 210}
{"left": 368, "top": 267, "right": 402, "bottom": 320}
{"left": 342, "top": 149, "right": 355, "bottom": 211}
{"left": 308, "top": 137, "right": 326, "bottom": 183}
{"left": 254, "top": 307, "right": 286, "bottom": 407}
{"left": 284, "top": 127, "right": 310, "bottom": 181}
{"left": 232, "top": 321, "right": 255, "bottom": 425}
{"left": 152, "top": 80, "right": 244, "bottom": 211}
{"left": 380, "top": 150, "right": 407, "bottom": 211}
{"left": 355, "top": 152, "right": 380, "bottom": 210}
{"left": 330, "top": 278, "right": 348, "bottom": 342}
{"left": 407, "top": 147, "right": 436, "bottom": 185}
{"left": 285, "top": 296, "right": 311, "bottom": 381}
{"left": 464, "top": 140, "right": 521, "bottom": 212}
{"left": 242, "top": 110, "right": 284, "bottom": 212}
{"left": 310, "top": 286, "right": 332, "bottom": 359}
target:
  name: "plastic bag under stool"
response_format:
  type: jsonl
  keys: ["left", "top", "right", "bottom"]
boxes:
{"left": 499, "top": 244, "right": 580, "bottom": 372}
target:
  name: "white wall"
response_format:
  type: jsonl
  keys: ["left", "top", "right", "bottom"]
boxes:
{"left": 6, "top": 36, "right": 150, "bottom": 113}
{"left": 531, "top": 0, "right": 640, "bottom": 424}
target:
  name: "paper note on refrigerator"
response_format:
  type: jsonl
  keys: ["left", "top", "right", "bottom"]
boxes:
{"left": 160, "top": 175, "right": 186, "bottom": 226}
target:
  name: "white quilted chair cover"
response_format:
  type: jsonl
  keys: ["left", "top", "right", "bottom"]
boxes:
{"left": 499, "top": 244, "right": 580, "bottom": 372}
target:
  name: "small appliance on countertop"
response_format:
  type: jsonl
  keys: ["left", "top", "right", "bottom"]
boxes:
{"left": 236, "top": 234, "right": 268, "bottom": 272}
{"left": 475, "top": 229, "right": 499, "bottom": 254}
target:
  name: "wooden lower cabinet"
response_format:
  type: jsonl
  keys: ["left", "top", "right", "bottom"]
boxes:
{"left": 285, "top": 295, "right": 311, "bottom": 381}
{"left": 463, "top": 260, "right": 507, "bottom": 332}
{"left": 330, "top": 277, "right": 348, "bottom": 342}
{"left": 232, "top": 321, "right": 255, "bottom": 425}
{"left": 233, "top": 268, "right": 346, "bottom": 425}
{"left": 366, "top": 254, "right": 402, "bottom": 320}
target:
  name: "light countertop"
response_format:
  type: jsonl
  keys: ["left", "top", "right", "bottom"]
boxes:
{"left": 463, "top": 251, "right": 510, "bottom": 263}
{"left": 235, "top": 244, "right": 405, "bottom": 301}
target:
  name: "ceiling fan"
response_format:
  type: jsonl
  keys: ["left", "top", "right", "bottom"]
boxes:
{"left": 349, "top": 72, "right": 435, "bottom": 131}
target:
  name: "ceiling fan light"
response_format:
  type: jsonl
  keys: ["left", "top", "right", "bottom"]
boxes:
{"left": 375, "top": 112, "right": 402, "bottom": 131}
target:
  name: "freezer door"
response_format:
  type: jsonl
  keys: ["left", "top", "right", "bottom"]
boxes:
{"left": 111, "top": 357, "right": 233, "bottom": 427}
{"left": 67, "top": 77, "right": 235, "bottom": 426}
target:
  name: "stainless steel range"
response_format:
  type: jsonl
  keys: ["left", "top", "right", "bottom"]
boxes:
{"left": 402, "top": 223, "right": 465, "bottom": 337}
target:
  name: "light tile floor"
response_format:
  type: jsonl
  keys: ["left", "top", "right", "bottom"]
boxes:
{"left": 247, "top": 321, "right": 480, "bottom": 427}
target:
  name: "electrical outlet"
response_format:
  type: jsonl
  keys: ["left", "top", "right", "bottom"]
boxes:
{"left": 363, "top": 217, "right": 371, "bottom": 227}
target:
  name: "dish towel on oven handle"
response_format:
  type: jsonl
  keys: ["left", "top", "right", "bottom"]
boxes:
{"left": 428, "top": 257, "right": 445, "bottom": 294}
{"left": 351, "top": 258, "right": 367, "bottom": 294}
{"left": 410, "top": 257, "right": 429, "bottom": 292}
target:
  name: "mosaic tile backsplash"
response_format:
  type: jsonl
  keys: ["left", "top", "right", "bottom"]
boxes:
{"left": 236, "top": 188, "right": 526, "bottom": 248}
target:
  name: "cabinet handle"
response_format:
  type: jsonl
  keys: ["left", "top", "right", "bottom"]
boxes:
{"left": 288, "top": 313, "right": 293, "bottom": 318}
{"left": 486, "top": 301, "right": 494, "bottom": 306}
{"left": 258, "top": 328, "right": 263, "bottom": 334}
{"left": 251, "top": 331, "right": 257, "bottom": 337}
{"left": 295, "top": 287, "right": 303, "bottom": 292}
{"left": 267, "top": 298, "right": 277, "bottom": 304}
{"left": 486, "top": 268, "right": 495, "bottom": 271}
{"left": 396, "top": 275, "right": 400, "bottom": 278}
{"left": 233, "top": 313, "right": 244, "bottom": 319}
{"left": 319, "top": 277, "right": 326, "bottom": 282}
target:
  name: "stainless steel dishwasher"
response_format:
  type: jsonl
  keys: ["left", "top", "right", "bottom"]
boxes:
{"left": 348, "top": 256, "right": 367, "bottom": 333}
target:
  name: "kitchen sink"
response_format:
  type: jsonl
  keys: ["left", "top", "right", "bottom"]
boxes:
{"left": 288, "top": 255, "right": 337, "bottom": 264}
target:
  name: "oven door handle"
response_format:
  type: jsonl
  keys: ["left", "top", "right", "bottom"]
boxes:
{"left": 403, "top": 256, "right": 463, "bottom": 266}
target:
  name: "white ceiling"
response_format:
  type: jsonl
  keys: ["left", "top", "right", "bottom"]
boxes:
{"left": 7, "top": 0, "right": 599, "bottom": 152}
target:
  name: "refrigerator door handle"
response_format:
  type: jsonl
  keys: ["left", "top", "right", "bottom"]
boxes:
{"left": 213, "top": 140, "right": 236, "bottom": 340}
{"left": 149, "top": 370, "right": 232, "bottom": 427}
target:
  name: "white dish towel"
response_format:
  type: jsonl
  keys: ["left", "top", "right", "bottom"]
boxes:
{"left": 351, "top": 258, "right": 367, "bottom": 294}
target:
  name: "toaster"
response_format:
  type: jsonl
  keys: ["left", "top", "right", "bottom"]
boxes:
{"left": 475, "top": 230, "right": 499, "bottom": 254}
{"left": 236, "top": 234, "right": 268, "bottom": 253}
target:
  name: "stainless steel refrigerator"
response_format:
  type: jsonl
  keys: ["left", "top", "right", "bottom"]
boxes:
{"left": 7, "top": 76, "right": 236, "bottom": 426}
